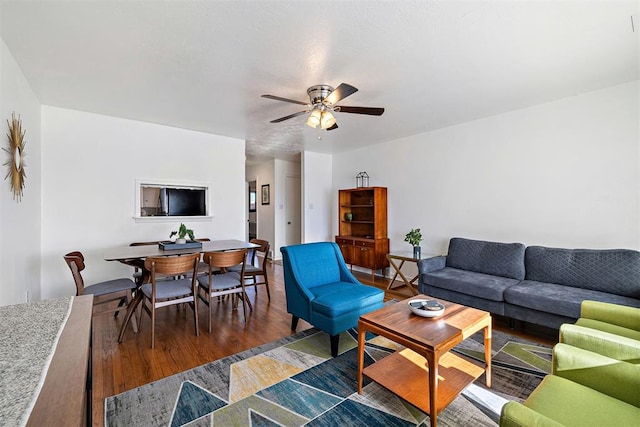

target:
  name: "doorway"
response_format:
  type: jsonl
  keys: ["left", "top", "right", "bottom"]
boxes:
{"left": 248, "top": 180, "right": 257, "bottom": 240}
{"left": 285, "top": 176, "right": 301, "bottom": 246}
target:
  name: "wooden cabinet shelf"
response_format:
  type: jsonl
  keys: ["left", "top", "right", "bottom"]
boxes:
{"left": 341, "top": 220, "right": 374, "bottom": 224}
{"left": 336, "top": 187, "right": 389, "bottom": 279}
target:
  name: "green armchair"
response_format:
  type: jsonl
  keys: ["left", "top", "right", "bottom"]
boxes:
{"left": 500, "top": 343, "right": 640, "bottom": 426}
{"left": 559, "top": 300, "right": 640, "bottom": 362}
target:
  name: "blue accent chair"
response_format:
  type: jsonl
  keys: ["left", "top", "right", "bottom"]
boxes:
{"left": 280, "top": 242, "right": 385, "bottom": 357}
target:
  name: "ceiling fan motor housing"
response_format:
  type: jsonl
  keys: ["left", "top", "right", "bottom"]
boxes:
{"left": 307, "top": 85, "right": 334, "bottom": 106}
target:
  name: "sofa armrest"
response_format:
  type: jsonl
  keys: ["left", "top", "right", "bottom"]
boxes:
{"left": 580, "top": 300, "right": 640, "bottom": 332}
{"left": 500, "top": 401, "right": 565, "bottom": 427}
{"left": 559, "top": 324, "right": 640, "bottom": 362}
{"left": 553, "top": 343, "right": 640, "bottom": 408}
{"left": 417, "top": 255, "right": 447, "bottom": 274}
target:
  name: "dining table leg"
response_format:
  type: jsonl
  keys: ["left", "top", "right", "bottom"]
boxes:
{"left": 118, "top": 291, "right": 143, "bottom": 343}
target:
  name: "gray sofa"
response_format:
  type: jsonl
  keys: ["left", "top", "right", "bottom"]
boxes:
{"left": 417, "top": 237, "right": 640, "bottom": 329}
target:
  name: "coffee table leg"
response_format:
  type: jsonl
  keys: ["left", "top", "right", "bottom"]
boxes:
{"left": 427, "top": 352, "right": 438, "bottom": 427}
{"left": 484, "top": 321, "right": 492, "bottom": 388}
{"left": 357, "top": 321, "right": 366, "bottom": 394}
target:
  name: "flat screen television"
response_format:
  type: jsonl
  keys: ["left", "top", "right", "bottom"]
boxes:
{"left": 167, "top": 188, "right": 206, "bottom": 216}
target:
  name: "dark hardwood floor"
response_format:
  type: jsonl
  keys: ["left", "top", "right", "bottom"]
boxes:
{"left": 91, "top": 259, "right": 557, "bottom": 426}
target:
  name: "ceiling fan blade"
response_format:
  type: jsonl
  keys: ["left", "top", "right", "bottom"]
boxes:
{"left": 326, "top": 123, "right": 339, "bottom": 131}
{"left": 325, "top": 83, "right": 358, "bottom": 105}
{"left": 336, "top": 106, "right": 385, "bottom": 116}
{"left": 269, "top": 110, "right": 309, "bottom": 123}
{"left": 261, "top": 94, "right": 309, "bottom": 106}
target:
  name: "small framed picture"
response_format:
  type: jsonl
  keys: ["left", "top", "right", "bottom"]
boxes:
{"left": 261, "top": 184, "right": 270, "bottom": 205}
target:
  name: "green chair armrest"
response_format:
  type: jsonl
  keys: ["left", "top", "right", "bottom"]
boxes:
{"left": 575, "top": 318, "right": 640, "bottom": 341}
{"left": 580, "top": 300, "right": 640, "bottom": 332}
{"left": 560, "top": 323, "right": 640, "bottom": 362}
{"left": 553, "top": 343, "right": 640, "bottom": 408}
{"left": 500, "top": 401, "right": 565, "bottom": 427}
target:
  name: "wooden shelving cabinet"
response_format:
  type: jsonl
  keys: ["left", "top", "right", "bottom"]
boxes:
{"left": 335, "top": 187, "right": 389, "bottom": 278}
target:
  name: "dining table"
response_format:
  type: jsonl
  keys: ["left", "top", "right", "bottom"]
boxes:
{"left": 104, "top": 239, "right": 260, "bottom": 342}
{"left": 104, "top": 239, "right": 259, "bottom": 262}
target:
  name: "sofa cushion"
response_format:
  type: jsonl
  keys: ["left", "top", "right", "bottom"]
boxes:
{"left": 525, "top": 246, "right": 640, "bottom": 298}
{"left": 504, "top": 280, "right": 640, "bottom": 319}
{"left": 423, "top": 267, "right": 519, "bottom": 302}
{"left": 421, "top": 284, "right": 507, "bottom": 315}
{"left": 446, "top": 237, "right": 525, "bottom": 280}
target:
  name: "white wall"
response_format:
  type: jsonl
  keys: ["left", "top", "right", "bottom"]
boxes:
{"left": 302, "top": 151, "right": 333, "bottom": 242}
{"left": 0, "top": 38, "right": 42, "bottom": 306}
{"left": 333, "top": 81, "right": 640, "bottom": 256}
{"left": 41, "top": 107, "right": 246, "bottom": 299}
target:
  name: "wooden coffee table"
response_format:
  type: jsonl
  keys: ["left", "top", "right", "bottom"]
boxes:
{"left": 357, "top": 295, "right": 491, "bottom": 427}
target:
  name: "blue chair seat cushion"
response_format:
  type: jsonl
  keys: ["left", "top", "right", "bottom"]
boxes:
{"left": 141, "top": 279, "right": 194, "bottom": 300}
{"left": 85, "top": 278, "right": 136, "bottom": 297}
{"left": 310, "top": 282, "right": 384, "bottom": 317}
{"left": 198, "top": 272, "right": 242, "bottom": 291}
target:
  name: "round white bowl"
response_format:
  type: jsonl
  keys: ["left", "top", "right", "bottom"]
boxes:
{"left": 408, "top": 299, "right": 445, "bottom": 318}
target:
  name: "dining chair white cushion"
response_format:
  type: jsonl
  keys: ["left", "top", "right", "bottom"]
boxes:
{"left": 141, "top": 279, "right": 194, "bottom": 300}
{"left": 84, "top": 278, "right": 136, "bottom": 297}
{"left": 197, "top": 272, "right": 242, "bottom": 291}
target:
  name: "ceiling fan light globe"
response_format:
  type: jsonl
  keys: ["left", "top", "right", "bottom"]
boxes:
{"left": 306, "top": 109, "right": 321, "bottom": 128}
{"left": 320, "top": 111, "right": 336, "bottom": 129}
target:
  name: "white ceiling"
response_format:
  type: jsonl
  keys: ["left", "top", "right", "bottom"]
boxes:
{"left": 1, "top": 1, "right": 638, "bottom": 163}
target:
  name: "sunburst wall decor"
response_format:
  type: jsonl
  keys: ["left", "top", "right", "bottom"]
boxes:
{"left": 4, "top": 112, "right": 26, "bottom": 201}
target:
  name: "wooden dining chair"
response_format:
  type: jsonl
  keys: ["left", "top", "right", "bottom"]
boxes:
{"left": 138, "top": 253, "right": 200, "bottom": 348}
{"left": 193, "top": 238, "right": 217, "bottom": 276}
{"left": 230, "top": 239, "right": 271, "bottom": 300}
{"left": 122, "top": 241, "right": 161, "bottom": 286}
{"left": 198, "top": 249, "right": 250, "bottom": 332}
{"left": 64, "top": 251, "right": 138, "bottom": 332}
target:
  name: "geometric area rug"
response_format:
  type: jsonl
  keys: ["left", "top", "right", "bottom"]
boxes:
{"left": 105, "top": 327, "right": 551, "bottom": 426}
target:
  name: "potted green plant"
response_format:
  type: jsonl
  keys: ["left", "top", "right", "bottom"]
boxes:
{"left": 170, "top": 223, "right": 195, "bottom": 244}
{"left": 404, "top": 228, "right": 423, "bottom": 258}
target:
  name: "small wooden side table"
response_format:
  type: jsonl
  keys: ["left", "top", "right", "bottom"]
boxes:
{"left": 386, "top": 251, "right": 438, "bottom": 295}
{"left": 357, "top": 296, "right": 492, "bottom": 427}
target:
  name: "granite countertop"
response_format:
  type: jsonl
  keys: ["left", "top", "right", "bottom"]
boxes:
{"left": 0, "top": 296, "right": 73, "bottom": 426}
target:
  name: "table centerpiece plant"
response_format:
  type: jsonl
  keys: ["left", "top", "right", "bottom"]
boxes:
{"left": 170, "top": 223, "right": 195, "bottom": 244}
{"left": 404, "top": 228, "right": 423, "bottom": 258}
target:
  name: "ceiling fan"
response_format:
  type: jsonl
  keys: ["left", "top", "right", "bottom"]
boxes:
{"left": 261, "top": 83, "right": 384, "bottom": 131}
